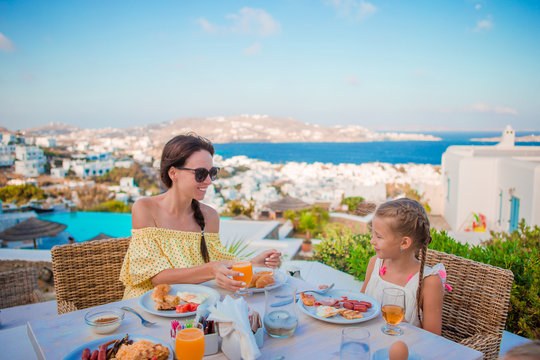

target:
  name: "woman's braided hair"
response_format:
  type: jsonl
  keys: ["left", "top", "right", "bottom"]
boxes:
{"left": 159, "top": 133, "right": 214, "bottom": 263}
{"left": 375, "top": 197, "right": 432, "bottom": 326}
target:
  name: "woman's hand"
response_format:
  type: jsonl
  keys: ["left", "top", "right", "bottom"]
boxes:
{"left": 251, "top": 249, "right": 282, "bottom": 268}
{"left": 210, "top": 261, "right": 245, "bottom": 291}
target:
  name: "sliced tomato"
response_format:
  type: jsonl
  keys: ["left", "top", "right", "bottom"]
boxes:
{"left": 188, "top": 303, "right": 199, "bottom": 312}
{"left": 175, "top": 304, "right": 190, "bottom": 313}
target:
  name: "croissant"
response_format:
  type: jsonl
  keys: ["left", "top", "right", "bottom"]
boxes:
{"left": 248, "top": 271, "right": 273, "bottom": 288}
{"left": 255, "top": 274, "right": 275, "bottom": 288}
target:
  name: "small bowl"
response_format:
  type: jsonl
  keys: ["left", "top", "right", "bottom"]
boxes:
{"left": 84, "top": 309, "right": 124, "bottom": 334}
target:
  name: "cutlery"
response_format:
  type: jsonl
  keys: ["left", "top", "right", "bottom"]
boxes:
{"left": 121, "top": 306, "right": 156, "bottom": 327}
{"left": 299, "top": 283, "right": 335, "bottom": 295}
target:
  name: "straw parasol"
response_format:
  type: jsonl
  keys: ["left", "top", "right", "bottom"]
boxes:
{"left": 87, "top": 233, "right": 113, "bottom": 241}
{"left": 266, "top": 196, "right": 311, "bottom": 212}
{"left": 0, "top": 217, "right": 67, "bottom": 249}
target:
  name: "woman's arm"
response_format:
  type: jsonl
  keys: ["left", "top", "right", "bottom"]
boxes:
{"left": 421, "top": 275, "right": 444, "bottom": 335}
{"left": 361, "top": 255, "right": 378, "bottom": 293}
{"left": 152, "top": 261, "right": 245, "bottom": 291}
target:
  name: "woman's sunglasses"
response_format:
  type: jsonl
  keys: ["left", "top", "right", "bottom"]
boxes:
{"left": 176, "top": 166, "right": 220, "bottom": 182}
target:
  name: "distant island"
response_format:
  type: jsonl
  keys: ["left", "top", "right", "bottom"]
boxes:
{"left": 19, "top": 115, "right": 441, "bottom": 144}
{"left": 470, "top": 134, "right": 540, "bottom": 142}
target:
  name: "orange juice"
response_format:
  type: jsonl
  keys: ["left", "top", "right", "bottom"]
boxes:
{"left": 232, "top": 261, "right": 253, "bottom": 287}
{"left": 175, "top": 328, "right": 205, "bottom": 360}
{"left": 382, "top": 304, "right": 405, "bottom": 325}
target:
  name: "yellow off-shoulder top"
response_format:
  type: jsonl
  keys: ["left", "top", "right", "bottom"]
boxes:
{"left": 119, "top": 227, "right": 236, "bottom": 299}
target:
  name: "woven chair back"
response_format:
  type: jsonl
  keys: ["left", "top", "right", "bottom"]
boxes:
{"left": 51, "top": 237, "right": 131, "bottom": 314}
{"left": 0, "top": 267, "right": 43, "bottom": 308}
{"left": 424, "top": 249, "right": 514, "bottom": 359}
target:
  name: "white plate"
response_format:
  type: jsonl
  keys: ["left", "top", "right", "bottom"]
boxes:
{"left": 63, "top": 334, "right": 173, "bottom": 360}
{"left": 372, "top": 347, "right": 422, "bottom": 360}
{"left": 297, "top": 288, "right": 381, "bottom": 324}
{"left": 138, "top": 284, "right": 220, "bottom": 318}
{"left": 245, "top": 267, "right": 288, "bottom": 293}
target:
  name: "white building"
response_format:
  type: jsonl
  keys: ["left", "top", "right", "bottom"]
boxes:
{"left": 51, "top": 167, "right": 68, "bottom": 178}
{"left": 35, "top": 137, "right": 56, "bottom": 148}
{"left": 63, "top": 153, "right": 114, "bottom": 178}
{"left": 442, "top": 126, "right": 540, "bottom": 233}
{"left": 14, "top": 145, "right": 46, "bottom": 177}
{"left": 0, "top": 144, "right": 15, "bottom": 166}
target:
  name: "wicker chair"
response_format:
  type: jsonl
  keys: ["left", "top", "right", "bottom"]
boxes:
{"left": 424, "top": 249, "right": 514, "bottom": 360}
{"left": 51, "top": 237, "right": 131, "bottom": 314}
{"left": 0, "top": 267, "right": 45, "bottom": 309}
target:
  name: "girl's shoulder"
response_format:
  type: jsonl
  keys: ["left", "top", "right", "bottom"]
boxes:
{"left": 423, "top": 263, "right": 451, "bottom": 292}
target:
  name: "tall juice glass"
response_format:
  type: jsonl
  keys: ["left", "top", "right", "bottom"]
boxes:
{"left": 175, "top": 327, "right": 205, "bottom": 360}
{"left": 232, "top": 261, "right": 253, "bottom": 296}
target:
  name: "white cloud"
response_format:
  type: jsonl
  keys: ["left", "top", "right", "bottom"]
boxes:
{"left": 346, "top": 76, "right": 359, "bottom": 85}
{"left": 244, "top": 42, "right": 261, "bottom": 55}
{"left": 474, "top": 17, "right": 494, "bottom": 32}
{"left": 326, "top": 0, "right": 376, "bottom": 21}
{"left": 475, "top": 4, "right": 482, "bottom": 10}
{"left": 227, "top": 8, "right": 281, "bottom": 36}
{"left": 464, "top": 102, "right": 518, "bottom": 115}
{"left": 21, "top": 72, "right": 36, "bottom": 81}
{"left": 0, "top": 33, "right": 15, "bottom": 52}
{"left": 198, "top": 8, "right": 281, "bottom": 37}
{"left": 197, "top": 18, "right": 218, "bottom": 34}
{"left": 412, "top": 70, "right": 428, "bottom": 77}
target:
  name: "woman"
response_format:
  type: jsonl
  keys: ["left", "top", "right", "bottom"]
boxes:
{"left": 120, "top": 133, "right": 281, "bottom": 299}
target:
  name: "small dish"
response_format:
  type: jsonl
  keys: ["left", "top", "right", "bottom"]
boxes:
{"left": 84, "top": 308, "right": 124, "bottom": 334}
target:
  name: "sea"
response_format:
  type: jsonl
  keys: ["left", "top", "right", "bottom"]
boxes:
{"left": 214, "top": 131, "right": 540, "bottom": 166}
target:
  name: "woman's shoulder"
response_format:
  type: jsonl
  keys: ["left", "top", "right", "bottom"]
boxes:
{"left": 132, "top": 196, "right": 161, "bottom": 228}
{"left": 199, "top": 202, "right": 219, "bottom": 232}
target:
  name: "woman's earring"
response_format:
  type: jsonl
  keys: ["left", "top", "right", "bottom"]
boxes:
{"left": 399, "top": 247, "right": 403, "bottom": 252}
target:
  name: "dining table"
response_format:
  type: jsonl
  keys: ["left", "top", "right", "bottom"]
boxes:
{"left": 26, "top": 276, "right": 483, "bottom": 360}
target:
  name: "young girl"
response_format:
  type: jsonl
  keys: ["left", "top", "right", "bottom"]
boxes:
{"left": 361, "top": 198, "right": 447, "bottom": 335}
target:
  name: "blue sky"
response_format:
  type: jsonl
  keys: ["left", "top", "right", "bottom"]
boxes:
{"left": 1, "top": 0, "right": 539, "bottom": 131}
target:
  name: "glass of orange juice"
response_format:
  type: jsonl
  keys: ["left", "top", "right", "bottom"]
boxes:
{"left": 176, "top": 327, "right": 205, "bottom": 360}
{"left": 232, "top": 261, "right": 253, "bottom": 296}
{"left": 381, "top": 288, "right": 406, "bottom": 336}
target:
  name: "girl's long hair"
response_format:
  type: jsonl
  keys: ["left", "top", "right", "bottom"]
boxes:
{"left": 375, "top": 197, "right": 432, "bottom": 326}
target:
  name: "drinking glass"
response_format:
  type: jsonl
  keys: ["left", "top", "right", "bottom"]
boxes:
{"left": 340, "top": 327, "right": 370, "bottom": 360}
{"left": 381, "top": 288, "right": 406, "bottom": 336}
{"left": 263, "top": 283, "right": 298, "bottom": 338}
{"left": 232, "top": 261, "right": 253, "bottom": 297}
{"left": 175, "top": 327, "right": 205, "bottom": 360}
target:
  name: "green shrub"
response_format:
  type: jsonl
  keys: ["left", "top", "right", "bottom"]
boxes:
{"left": 341, "top": 196, "right": 364, "bottom": 212}
{"left": 315, "top": 220, "right": 540, "bottom": 339}
{"left": 313, "top": 224, "right": 374, "bottom": 275}
{"left": 87, "top": 200, "right": 131, "bottom": 213}
{"left": 0, "top": 184, "right": 45, "bottom": 205}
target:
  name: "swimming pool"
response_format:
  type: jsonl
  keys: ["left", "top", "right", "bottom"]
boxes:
{"left": 37, "top": 211, "right": 132, "bottom": 246}
{"left": 35, "top": 212, "right": 232, "bottom": 249}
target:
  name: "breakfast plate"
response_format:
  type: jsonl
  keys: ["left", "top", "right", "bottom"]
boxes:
{"left": 246, "top": 267, "right": 288, "bottom": 293}
{"left": 297, "top": 288, "right": 381, "bottom": 324}
{"left": 63, "top": 334, "right": 173, "bottom": 360}
{"left": 138, "top": 284, "right": 220, "bottom": 318}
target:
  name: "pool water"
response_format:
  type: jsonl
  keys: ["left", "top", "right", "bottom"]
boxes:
{"left": 37, "top": 211, "right": 132, "bottom": 247}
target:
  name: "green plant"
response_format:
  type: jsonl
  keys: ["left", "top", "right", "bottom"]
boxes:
{"left": 220, "top": 200, "right": 255, "bottom": 217}
{"left": 87, "top": 200, "right": 131, "bottom": 213}
{"left": 313, "top": 224, "right": 373, "bottom": 274}
{"left": 341, "top": 196, "right": 364, "bottom": 212}
{"left": 226, "top": 237, "right": 256, "bottom": 260}
{"left": 0, "top": 184, "right": 45, "bottom": 205}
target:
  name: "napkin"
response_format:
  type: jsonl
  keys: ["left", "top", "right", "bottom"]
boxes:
{"left": 207, "top": 295, "right": 261, "bottom": 360}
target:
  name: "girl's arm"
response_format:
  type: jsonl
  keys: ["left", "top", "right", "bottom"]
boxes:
{"left": 421, "top": 275, "right": 444, "bottom": 335}
{"left": 361, "top": 255, "right": 378, "bottom": 293}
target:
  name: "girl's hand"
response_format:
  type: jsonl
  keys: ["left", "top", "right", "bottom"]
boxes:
{"left": 211, "top": 261, "right": 244, "bottom": 291}
{"left": 251, "top": 249, "right": 282, "bottom": 268}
